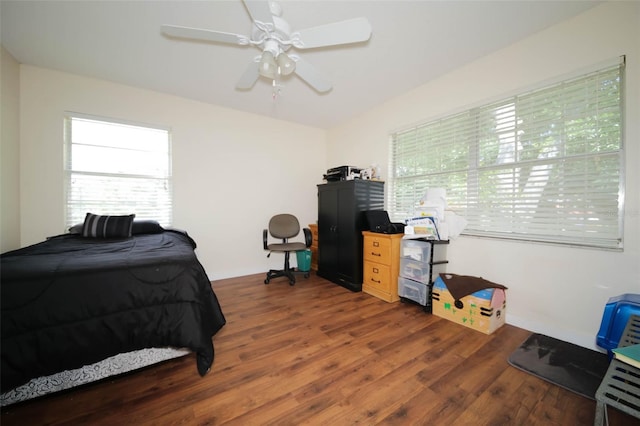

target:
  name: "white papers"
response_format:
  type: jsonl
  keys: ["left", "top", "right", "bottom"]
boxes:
{"left": 408, "top": 188, "right": 468, "bottom": 240}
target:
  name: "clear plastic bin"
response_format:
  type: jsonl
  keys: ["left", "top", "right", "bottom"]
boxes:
{"left": 398, "top": 276, "right": 428, "bottom": 306}
{"left": 399, "top": 258, "right": 446, "bottom": 284}
{"left": 400, "top": 238, "right": 447, "bottom": 263}
{"left": 401, "top": 239, "right": 432, "bottom": 262}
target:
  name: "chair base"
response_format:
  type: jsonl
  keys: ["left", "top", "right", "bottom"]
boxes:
{"left": 264, "top": 251, "right": 310, "bottom": 285}
{"left": 264, "top": 269, "right": 308, "bottom": 285}
{"left": 264, "top": 268, "right": 309, "bottom": 286}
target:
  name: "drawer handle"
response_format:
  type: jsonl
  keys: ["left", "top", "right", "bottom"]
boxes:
{"left": 373, "top": 241, "right": 380, "bottom": 247}
{"left": 371, "top": 252, "right": 381, "bottom": 256}
{"left": 371, "top": 278, "right": 381, "bottom": 283}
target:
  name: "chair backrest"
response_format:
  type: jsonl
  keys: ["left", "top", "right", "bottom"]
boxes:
{"left": 269, "top": 214, "right": 300, "bottom": 239}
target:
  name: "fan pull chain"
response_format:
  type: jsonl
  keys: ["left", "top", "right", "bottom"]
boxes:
{"left": 272, "top": 79, "right": 282, "bottom": 100}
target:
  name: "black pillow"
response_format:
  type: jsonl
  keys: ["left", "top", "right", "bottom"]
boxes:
{"left": 82, "top": 213, "right": 135, "bottom": 238}
{"left": 132, "top": 220, "right": 164, "bottom": 235}
{"left": 68, "top": 223, "right": 83, "bottom": 234}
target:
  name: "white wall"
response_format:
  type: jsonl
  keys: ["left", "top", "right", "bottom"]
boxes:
{"left": 18, "top": 66, "right": 326, "bottom": 279}
{"left": 328, "top": 2, "right": 640, "bottom": 350}
{"left": 1, "top": 46, "right": 21, "bottom": 253}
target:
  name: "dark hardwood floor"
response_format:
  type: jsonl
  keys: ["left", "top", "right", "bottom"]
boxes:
{"left": 2, "top": 273, "right": 638, "bottom": 425}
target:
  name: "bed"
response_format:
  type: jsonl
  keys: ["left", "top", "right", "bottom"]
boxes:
{"left": 0, "top": 219, "right": 226, "bottom": 406}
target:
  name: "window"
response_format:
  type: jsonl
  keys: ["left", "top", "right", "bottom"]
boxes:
{"left": 64, "top": 114, "right": 172, "bottom": 228}
{"left": 389, "top": 58, "right": 624, "bottom": 249}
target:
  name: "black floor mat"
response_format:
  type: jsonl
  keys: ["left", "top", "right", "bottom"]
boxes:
{"left": 508, "top": 333, "right": 610, "bottom": 400}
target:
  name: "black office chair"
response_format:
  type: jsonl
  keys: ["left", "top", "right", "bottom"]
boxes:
{"left": 263, "top": 214, "right": 312, "bottom": 285}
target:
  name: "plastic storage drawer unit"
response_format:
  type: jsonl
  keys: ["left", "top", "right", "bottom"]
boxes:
{"left": 398, "top": 277, "right": 428, "bottom": 306}
{"left": 401, "top": 239, "right": 432, "bottom": 262}
{"left": 400, "top": 258, "right": 446, "bottom": 284}
{"left": 400, "top": 239, "right": 446, "bottom": 263}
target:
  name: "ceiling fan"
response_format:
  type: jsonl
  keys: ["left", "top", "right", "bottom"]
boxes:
{"left": 161, "top": 0, "right": 372, "bottom": 93}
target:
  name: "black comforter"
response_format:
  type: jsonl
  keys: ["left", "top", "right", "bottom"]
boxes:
{"left": 1, "top": 230, "right": 226, "bottom": 393}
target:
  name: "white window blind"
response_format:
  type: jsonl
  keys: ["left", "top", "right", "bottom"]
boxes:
{"left": 389, "top": 59, "right": 624, "bottom": 249}
{"left": 64, "top": 114, "right": 172, "bottom": 228}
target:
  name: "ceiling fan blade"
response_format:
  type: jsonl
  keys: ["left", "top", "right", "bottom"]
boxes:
{"left": 161, "top": 25, "right": 249, "bottom": 46}
{"left": 242, "top": 0, "right": 274, "bottom": 26}
{"left": 236, "top": 58, "right": 260, "bottom": 90}
{"left": 292, "top": 56, "right": 332, "bottom": 93}
{"left": 293, "top": 17, "right": 372, "bottom": 49}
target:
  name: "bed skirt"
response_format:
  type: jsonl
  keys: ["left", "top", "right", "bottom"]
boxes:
{"left": 0, "top": 347, "right": 190, "bottom": 406}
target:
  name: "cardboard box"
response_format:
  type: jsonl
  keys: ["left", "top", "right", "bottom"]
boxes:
{"left": 432, "top": 276, "right": 506, "bottom": 334}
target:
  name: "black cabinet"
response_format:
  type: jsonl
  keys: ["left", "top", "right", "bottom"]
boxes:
{"left": 317, "top": 180, "right": 384, "bottom": 291}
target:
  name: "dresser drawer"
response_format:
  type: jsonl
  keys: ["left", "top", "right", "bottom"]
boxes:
{"left": 363, "top": 235, "right": 392, "bottom": 264}
{"left": 363, "top": 260, "right": 391, "bottom": 293}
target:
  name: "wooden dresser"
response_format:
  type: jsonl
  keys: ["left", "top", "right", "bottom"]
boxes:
{"left": 362, "top": 231, "right": 403, "bottom": 303}
{"left": 308, "top": 223, "right": 318, "bottom": 271}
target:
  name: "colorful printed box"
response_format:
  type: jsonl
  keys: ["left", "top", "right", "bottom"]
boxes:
{"left": 431, "top": 276, "right": 506, "bottom": 334}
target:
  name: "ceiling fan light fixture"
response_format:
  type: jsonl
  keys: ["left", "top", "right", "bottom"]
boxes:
{"left": 259, "top": 51, "right": 277, "bottom": 79}
{"left": 162, "top": 0, "right": 373, "bottom": 93}
{"left": 277, "top": 52, "right": 296, "bottom": 76}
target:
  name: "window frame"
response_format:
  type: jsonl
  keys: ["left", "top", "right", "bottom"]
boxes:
{"left": 63, "top": 113, "right": 173, "bottom": 229}
{"left": 388, "top": 58, "right": 625, "bottom": 250}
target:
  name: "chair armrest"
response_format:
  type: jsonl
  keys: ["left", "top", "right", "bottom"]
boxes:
{"left": 303, "top": 227, "right": 312, "bottom": 248}
{"left": 263, "top": 229, "right": 268, "bottom": 250}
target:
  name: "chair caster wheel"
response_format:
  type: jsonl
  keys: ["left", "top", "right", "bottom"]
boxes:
{"left": 289, "top": 281, "right": 295, "bottom": 286}
{"left": 264, "top": 279, "right": 270, "bottom": 284}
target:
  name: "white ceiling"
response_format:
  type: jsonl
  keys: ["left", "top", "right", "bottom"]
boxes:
{"left": 1, "top": 0, "right": 601, "bottom": 129}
